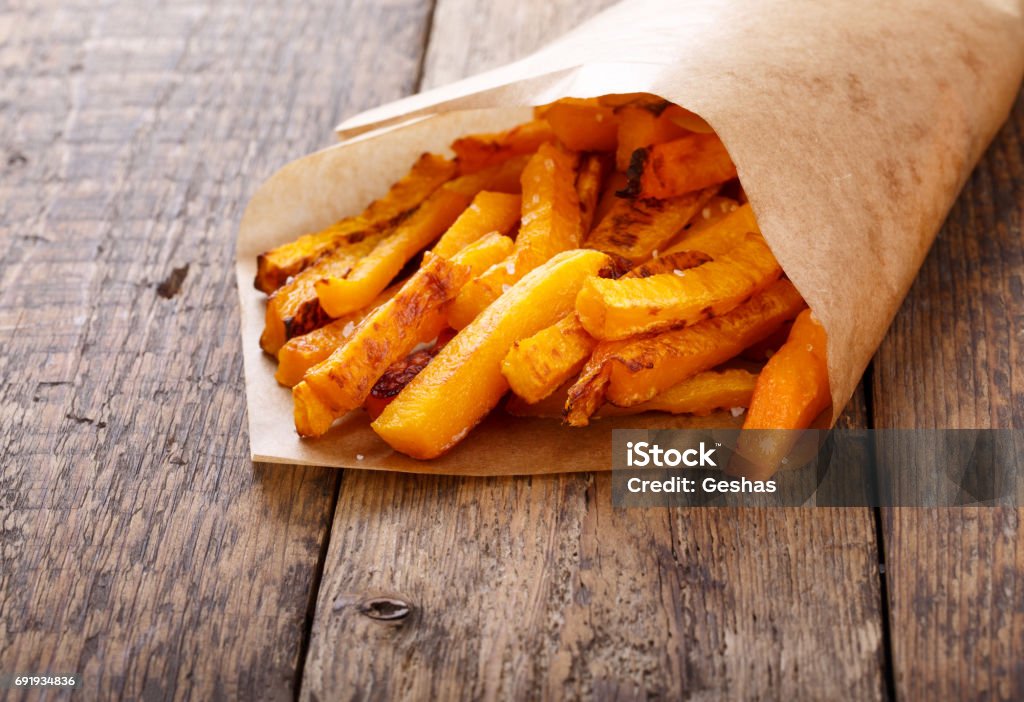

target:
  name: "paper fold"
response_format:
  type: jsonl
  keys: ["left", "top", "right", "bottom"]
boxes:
{"left": 237, "top": 0, "right": 1024, "bottom": 473}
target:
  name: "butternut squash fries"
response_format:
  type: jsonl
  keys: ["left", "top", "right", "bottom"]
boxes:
{"left": 500, "top": 250, "right": 710, "bottom": 405}
{"left": 255, "top": 153, "right": 455, "bottom": 293}
{"left": 372, "top": 249, "right": 612, "bottom": 459}
{"left": 251, "top": 96, "right": 832, "bottom": 463}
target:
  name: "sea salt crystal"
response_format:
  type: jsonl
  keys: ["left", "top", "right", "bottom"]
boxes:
{"left": 651, "top": 249, "right": 659, "bottom": 259}
{"left": 730, "top": 407, "right": 746, "bottom": 417}
{"left": 469, "top": 203, "right": 481, "bottom": 212}
{"left": 728, "top": 202, "right": 738, "bottom": 212}
{"left": 673, "top": 269, "right": 686, "bottom": 277}
{"left": 544, "top": 158, "right": 555, "bottom": 172}
{"left": 531, "top": 194, "right": 540, "bottom": 205}
{"left": 342, "top": 321, "right": 356, "bottom": 337}
{"left": 285, "top": 276, "right": 295, "bottom": 285}
{"left": 501, "top": 284, "right": 511, "bottom": 293}
{"left": 595, "top": 113, "right": 605, "bottom": 122}
{"left": 356, "top": 454, "right": 364, "bottom": 461}
{"left": 504, "top": 260, "right": 515, "bottom": 274}
{"left": 806, "top": 344, "right": 814, "bottom": 352}
{"left": 702, "top": 207, "right": 712, "bottom": 219}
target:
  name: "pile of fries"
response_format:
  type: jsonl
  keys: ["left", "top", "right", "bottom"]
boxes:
{"left": 254, "top": 94, "right": 831, "bottom": 461}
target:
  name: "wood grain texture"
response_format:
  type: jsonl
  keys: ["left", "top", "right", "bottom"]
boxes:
{"left": 873, "top": 88, "right": 1024, "bottom": 700}
{"left": 0, "top": 0, "right": 433, "bottom": 698}
{"left": 302, "top": 1, "right": 888, "bottom": 699}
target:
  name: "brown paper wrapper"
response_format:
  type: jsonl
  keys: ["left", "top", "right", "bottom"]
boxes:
{"left": 236, "top": 0, "right": 1024, "bottom": 474}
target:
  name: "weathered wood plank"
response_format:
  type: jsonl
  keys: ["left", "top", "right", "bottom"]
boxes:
{"left": 303, "top": 1, "right": 888, "bottom": 698}
{"left": 0, "top": 0, "right": 434, "bottom": 698}
{"left": 872, "top": 88, "right": 1024, "bottom": 700}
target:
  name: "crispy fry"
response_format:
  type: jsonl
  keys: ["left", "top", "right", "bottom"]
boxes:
{"left": 576, "top": 153, "right": 608, "bottom": 236}
{"left": 431, "top": 191, "right": 521, "bottom": 259}
{"left": 683, "top": 196, "right": 741, "bottom": 234}
{"left": 448, "top": 142, "right": 582, "bottom": 328}
{"left": 444, "top": 231, "right": 515, "bottom": 278}
{"left": 315, "top": 185, "right": 471, "bottom": 318}
{"left": 666, "top": 202, "right": 757, "bottom": 257}
{"left": 566, "top": 279, "right": 805, "bottom": 425}
{"left": 372, "top": 249, "right": 612, "bottom": 459}
{"left": 601, "top": 368, "right": 758, "bottom": 416}
{"left": 500, "top": 250, "right": 708, "bottom": 404}
{"left": 445, "top": 154, "right": 531, "bottom": 196}
{"left": 584, "top": 186, "right": 716, "bottom": 263}
{"left": 259, "top": 233, "right": 385, "bottom": 355}
{"left": 615, "top": 104, "right": 690, "bottom": 171}
{"left": 743, "top": 310, "right": 830, "bottom": 429}
{"left": 541, "top": 98, "right": 619, "bottom": 151}
{"left": 592, "top": 171, "right": 629, "bottom": 229}
{"left": 295, "top": 252, "right": 471, "bottom": 437}
{"left": 577, "top": 232, "right": 782, "bottom": 340}
{"left": 451, "top": 120, "right": 555, "bottom": 174}
{"left": 500, "top": 315, "right": 596, "bottom": 405}
{"left": 732, "top": 310, "right": 830, "bottom": 479}
{"left": 621, "top": 133, "right": 736, "bottom": 200}
{"left": 274, "top": 285, "right": 399, "bottom": 387}
{"left": 514, "top": 367, "right": 759, "bottom": 419}
{"left": 255, "top": 153, "right": 455, "bottom": 293}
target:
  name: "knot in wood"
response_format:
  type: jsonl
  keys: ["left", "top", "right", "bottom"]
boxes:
{"left": 358, "top": 597, "right": 412, "bottom": 621}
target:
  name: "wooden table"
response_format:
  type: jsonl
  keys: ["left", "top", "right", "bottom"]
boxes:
{"left": 1, "top": 0, "right": 1020, "bottom": 699}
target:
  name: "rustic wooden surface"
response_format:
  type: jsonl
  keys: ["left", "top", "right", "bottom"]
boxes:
{"left": 0, "top": 0, "right": 433, "bottom": 699}
{"left": 872, "top": 89, "right": 1024, "bottom": 701}
{"left": 0, "top": 0, "right": 1020, "bottom": 700}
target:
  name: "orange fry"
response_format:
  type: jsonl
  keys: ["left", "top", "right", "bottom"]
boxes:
{"left": 576, "top": 232, "right": 782, "bottom": 340}
{"left": 666, "top": 202, "right": 758, "bottom": 257}
{"left": 274, "top": 285, "right": 399, "bottom": 387}
{"left": 743, "top": 310, "right": 830, "bottom": 430}
{"left": 600, "top": 368, "right": 758, "bottom": 417}
{"left": 431, "top": 191, "right": 521, "bottom": 259}
{"left": 732, "top": 310, "right": 830, "bottom": 479}
{"left": 622, "top": 133, "right": 737, "bottom": 200}
{"left": 541, "top": 98, "right": 618, "bottom": 151}
{"left": 255, "top": 153, "right": 455, "bottom": 293}
{"left": 259, "top": 233, "right": 384, "bottom": 355}
{"left": 592, "top": 171, "right": 629, "bottom": 229}
{"left": 500, "top": 315, "right": 597, "bottom": 405}
{"left": 451, "top": 120, "right": 555, "bottom": 174}
{"left": 372, "top": 249, "right": 612, "bottom": 459}
{"left": 566, "top": 279, "right": 805, "bottom": 425}
{"left": 615, "top": 103, "right": 690, "bottom": 171}
{"left": 501, "top": 250, "right": 709, "bottom": 404}
{"left": 576, "top": 153, "right": 608, "bottom": 236}
{"left": 448, "top": 142, "right": 581, "bottom": 328}
{"left": 314, "top": 185, "right": 471, "bottom": 318}
{"left": 584, "top": 186, "right": 716, "bottom": 263}
{"left": 295, "top": 253, "right": 471, "bottom": 437}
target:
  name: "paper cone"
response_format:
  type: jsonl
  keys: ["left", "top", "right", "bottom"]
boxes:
{"left": 237, "top": 0, "right": 1024, "bottom": 473}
